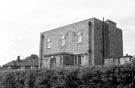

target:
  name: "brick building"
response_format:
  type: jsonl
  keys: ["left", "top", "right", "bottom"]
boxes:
{"left": 39, "top": 18, "right": 123, "bottom": 68}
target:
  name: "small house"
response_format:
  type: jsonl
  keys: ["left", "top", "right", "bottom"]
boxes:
{"left": 3, "top": 54, "right": 39, "bottom": 70}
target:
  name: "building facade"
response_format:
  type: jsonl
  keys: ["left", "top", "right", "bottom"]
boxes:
{"left": 39, "top": 18, "right": 123, "bottom": 68}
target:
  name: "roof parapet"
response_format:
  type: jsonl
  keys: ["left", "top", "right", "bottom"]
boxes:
{"left": 105, "top": 19, "right": 117, "bottom": 27}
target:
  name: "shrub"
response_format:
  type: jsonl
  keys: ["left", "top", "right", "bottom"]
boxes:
{"left": 1, "top": 65, "right": 135, "bottom": 88}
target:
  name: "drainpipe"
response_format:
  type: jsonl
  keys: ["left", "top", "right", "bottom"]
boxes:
{"left": 102, "top": 18, "right": 105, "bottom": 65}
{"left": 39, "top": 34, "right": 44, "bottom": 69}
{"left": 88, "top": 22, "right": 92, "bottom": 66}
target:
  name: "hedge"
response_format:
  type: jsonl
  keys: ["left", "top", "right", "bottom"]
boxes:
{"left": 0, "top": 65, "right": 135, "bottom": 88}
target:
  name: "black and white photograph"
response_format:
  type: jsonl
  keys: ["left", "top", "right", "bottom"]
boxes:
{"left": 0, "top": 0, "right": 135, "bottom": 88}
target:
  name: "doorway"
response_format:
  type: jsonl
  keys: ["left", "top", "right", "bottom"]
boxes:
{"left": 50, "top": 57, "right": 56, "bottom": 68}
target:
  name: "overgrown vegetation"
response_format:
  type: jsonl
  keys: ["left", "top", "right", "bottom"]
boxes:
{"left": 1, "top": 61, "right": 135, "bottom": 88}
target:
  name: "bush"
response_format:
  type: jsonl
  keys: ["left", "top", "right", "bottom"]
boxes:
{"left": 1, "top": 65, "right": 135, "bottom": 88}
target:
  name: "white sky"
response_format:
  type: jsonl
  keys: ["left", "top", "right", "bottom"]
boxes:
{"left": 0, "top": 0, "right": 135, "bottom": 66}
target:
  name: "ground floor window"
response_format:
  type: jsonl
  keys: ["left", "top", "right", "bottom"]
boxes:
{"left": 78, "top": 55, "right": 81, "bottom": 65}
{"left": 74, "top": 54, "right": 85, "bottom": 66}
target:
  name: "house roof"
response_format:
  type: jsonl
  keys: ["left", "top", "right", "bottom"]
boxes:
{"left": 3, "top": 58, "right": 38, "bottom": 67}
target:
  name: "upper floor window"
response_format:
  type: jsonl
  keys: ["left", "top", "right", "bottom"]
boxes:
{"left": 77, "top": 31, "right": 83, "bottom": 43}
{"left": 47, "top": 39, "right": 51, "bottom": 49}
{"left": 61, "top": 36, "right": 66, "bottom": 46}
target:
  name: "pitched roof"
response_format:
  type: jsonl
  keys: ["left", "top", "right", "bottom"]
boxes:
{"left": 3, "top": 58, "right": 38, "bottom": 67}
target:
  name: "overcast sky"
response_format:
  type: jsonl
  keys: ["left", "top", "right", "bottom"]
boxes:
{"left": 0, "top": 0, "right": 134, "bottom": 66}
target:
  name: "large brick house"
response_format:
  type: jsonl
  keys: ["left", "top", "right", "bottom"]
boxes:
{"left": 39, "top": 18, "right": 123, "bottom": 68}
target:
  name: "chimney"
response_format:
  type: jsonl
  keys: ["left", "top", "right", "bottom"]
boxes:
{"left": 126, "top": 54, "right": 128, "bottom": 56}
{"left": 17, "top": 56, "right": 21, "bottom": 62}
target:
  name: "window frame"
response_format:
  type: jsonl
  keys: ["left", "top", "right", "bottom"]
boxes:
{"left": 47, "top": 39, "right": 51, "bottom": 49}
{"left": 61, "top": 35, "right": 66, "bottom": 46}
{"left": 77, "top": 31, "right": 83, "bottom": 43}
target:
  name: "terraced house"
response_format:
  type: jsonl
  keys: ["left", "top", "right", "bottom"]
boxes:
{"left": 39, "top": 18, "right": 123, "bottom": 68}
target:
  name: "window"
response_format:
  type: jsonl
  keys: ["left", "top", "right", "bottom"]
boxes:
{"left": 74, "top": 56, "right": 77, "bottom": 65}
{"left": 47, "top": 39, "right": 51, "bottom": 49}
{"left": 61, "top": 36, "right": 66, "bottom": 46}
{"left": 77, "top": 31, "right": 82, "bottom": 43}
{"left": 78, "top": 55, "right": 81, "bottom": 65}
{"left": 81, "top": 55, "right": 86, "bottom": 66}
{"left": 73, "top": 55, "right": 82, "bottom": 65}
{"left": 73, "top": 54, "right": 87, "bottom": 66}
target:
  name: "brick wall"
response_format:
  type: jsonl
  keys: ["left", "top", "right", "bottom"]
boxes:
{"left": 41, "top": 19, "right": 91, "bottom": 55}
{"left": 93, "top": 19, "right": 104, "bottom": 65}
{"left": 106, "top": 20, "right": 123, "bottom": 58}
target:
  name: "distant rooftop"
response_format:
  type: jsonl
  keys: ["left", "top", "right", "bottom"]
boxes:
{"left": 3, "top": 54, "right": 39, "bottom": 67}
